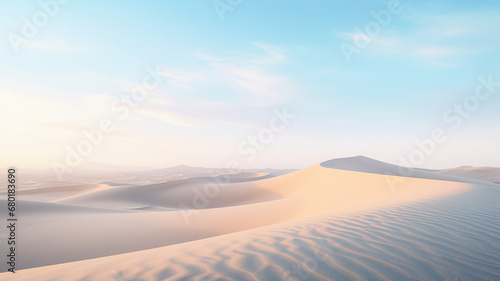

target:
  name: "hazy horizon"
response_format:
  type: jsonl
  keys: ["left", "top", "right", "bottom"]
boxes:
{"left": 6, "top": 154, "right": 500, "bottom": 175}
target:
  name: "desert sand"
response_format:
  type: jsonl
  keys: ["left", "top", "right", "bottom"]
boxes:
{"left": 0, "top": 156, "right": 499, "bottom": 280}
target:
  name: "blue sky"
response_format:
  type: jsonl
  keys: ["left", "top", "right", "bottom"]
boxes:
{"left": 1, "top": 0, "right": 499, "bottom": 171}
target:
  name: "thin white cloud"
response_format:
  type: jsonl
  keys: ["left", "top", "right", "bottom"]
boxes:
{"left": 194, "top": 52, "right": 221, "bottom": 62}
{"left": 137, "top": 106, "right": 202, "bottom": 127}
{"left": 219, "top": 64, "right": 292, "bottom": 100}
{"left": 246, "top": 42, "right": 286, "bottom": 64}
{"left": 411, "top": 10, "right": 498, "bottom": 37}
{"left": 411, "top": 46, "right": 463, "bottom": 58}
{"left": 365, "top": 36, "right": 468, "bottom": 59}
{"left": 22, "top": 38, "right": 86, "bottom": 53}
{"left": 149, "top": 97, "right": 175, "bottom": 106}
{"left": 61, "top": 43, "right": 298, "bottom": 130}
{"left": 158, "top": 68, "right": 205, "bottom": 89}
{"left": 143, "top": 44, "right": 296, "bottom": 106}
{"left": 197, "top": 44, "right": 296, "bottom": 105}
{"left": 336, "top": 9, "right": 497, "bottom": 66}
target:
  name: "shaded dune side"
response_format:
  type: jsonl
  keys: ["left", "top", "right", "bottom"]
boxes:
{"left": 321, "top": 156, "right": 497, "bottom": 186}
{"left": 0, "top": 184, "right": 112, "bottom": 201}
{"left": 3, "top": 185, "right": 499, "bottom": 281}
{"left": 436, "top": 166, "right": 500, "bottom": 183}
{"left": 0, "top": 184, "right": 107, "bottom": 196}
{"left": 54, "top": 176, "right": 282, "bottom": 210}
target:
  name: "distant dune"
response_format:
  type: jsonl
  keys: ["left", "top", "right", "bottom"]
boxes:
{"left": 1, "top": 156, "right": 498, "bottom": 280}
{"left": 12, "top": 165, "right": 296, "bottom": 190}
{"left": 436, "top": 166, "right": 500, "bottom": 184}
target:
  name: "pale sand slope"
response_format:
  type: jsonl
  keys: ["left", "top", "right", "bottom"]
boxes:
{"left": 0, "top": 156, "right": 498, "bottom": 280}
{"left": 4, "top": 187, "right": 498, "bottom": 281}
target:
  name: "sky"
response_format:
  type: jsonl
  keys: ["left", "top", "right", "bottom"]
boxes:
{"left": 0, "top": 0, "right": 499, "bottom": 172}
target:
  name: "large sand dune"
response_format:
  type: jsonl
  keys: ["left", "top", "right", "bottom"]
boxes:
{"left": 1, "top": 156, "right": 498, "bottom": 280}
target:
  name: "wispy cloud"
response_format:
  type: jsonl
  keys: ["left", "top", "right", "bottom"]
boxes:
{"left": 411, "top": 46, "right": 463, "bottom": 58}
{"left": 218, "top": 64, "right": 293, "bottom": 100}
{"left": 194, "top": 52, "right": 221, "bottom": 62}
{"left": 147, "top": 43, "right": 296, "bottom": 106}
{"left": 29, "top": 43, "right": 297, "bottom": 131}
{"left": 364, "top": 36, "right": 469, "bottom": 61}
{"left": 158, "top": 68, "right": 205, "bottom": 89}
{"left": 137, "top": 106, "right": 202, "bottom": 127}
{"left": 21, "top": 38, "right": 86, "bottom": 53}
{"left": 412, "top": 10, "right": 498, "bottom": 37}
{"left": 336, "top": 9, "right": 497, "bottom": 67}
{"left": 198, "top": 43, "right": 297, "bottom": 105}
{"left": 246, "top": 42, "right": 286, "bottom": 64}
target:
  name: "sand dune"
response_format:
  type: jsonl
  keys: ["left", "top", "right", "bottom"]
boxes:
{"left": 436, "top": 166, "right": 500, "bottom": 184}
{"left": 5, "top": 186, "right": 498, "bottom": 281}
{"left": 1, "top": 156, "right": 498, "bottom": 280}
{"left": 0, "top": 183, "right": 112, "bottom": 202}
{"left": 321, "top": 155, "right": 498, "bottom": 185}
{"left": 14, "top": 166, "right": 293, "bottom": 190}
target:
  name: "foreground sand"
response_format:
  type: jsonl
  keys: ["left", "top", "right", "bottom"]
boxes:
{"left": 1, "top": 156, "right": 499, "bottom": 280}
